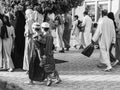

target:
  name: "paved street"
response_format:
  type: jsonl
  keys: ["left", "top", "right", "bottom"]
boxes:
{"left": 0, "top": 49, "right": 120, "bottom": 90}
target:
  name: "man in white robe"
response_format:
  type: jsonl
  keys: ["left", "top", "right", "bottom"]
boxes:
{"left": 82, "top": 11, "right": 92, "bottom": 47}
{"left": 92, "top": 10, "right": 116, "bottom": 71}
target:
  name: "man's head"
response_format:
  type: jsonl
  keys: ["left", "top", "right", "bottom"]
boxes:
{"left": 83, "top": 11, "right": 88, "bottom": 16}
{"left": 102, "top": 10, "right": 108, "bottom": 17}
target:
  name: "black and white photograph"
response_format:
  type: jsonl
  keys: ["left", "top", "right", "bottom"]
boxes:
{"left": 0, "top": 0, "right": 120, "bottom": 90}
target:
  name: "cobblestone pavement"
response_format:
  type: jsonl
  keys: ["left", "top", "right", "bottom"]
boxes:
{"left": 0, "top": 49, "right": 120, "bottom": 90}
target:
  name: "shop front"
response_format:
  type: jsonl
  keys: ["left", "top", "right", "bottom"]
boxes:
{"left": 75, "top": 0, "right": 120, "bottom": 22}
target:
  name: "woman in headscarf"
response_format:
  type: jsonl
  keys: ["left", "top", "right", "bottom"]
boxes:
{"left": 107, "top": 12, "right": 119, "bottom": 66}
{"left": 13, "top": 5, "right": 25, "bottom": 68}
{"left": 1, "top": 15, "right": 15, "bottom": 72}
{"left": 54, "top": 15, "right": 65, "bottom": 53}
{"left": 23, "top": 8, "right": 34, "bottom": 73}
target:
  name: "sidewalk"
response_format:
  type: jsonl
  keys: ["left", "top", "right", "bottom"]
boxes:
{"left": 0, "top": 49, "right": 120, "bottom": 90}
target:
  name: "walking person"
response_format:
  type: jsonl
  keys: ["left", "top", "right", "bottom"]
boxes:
{"left": 115, "top": 14, "right": 120, "bottom": 65}
{"left": 63, "top": 12, "right": 72, "bottom": 51}
{"left": 72, "top": 15, "right": 81, "bottom": 49}
{"left": 107, "top": 12, "right": 119, "bottom": 66}
{"left": 82, "top": 11, "right": 92, "bottom": 47}
{"left": 23, "top": 9, "right": 34, "bottom": 73}
{"left": 55, "top": 15, "right": 65, "bottom": 53}
{"left": 1, "top": 15, "right": 15, "bottom": 72}
{"left": 41, "top": 22, "right": 61, "bottom": 86}
{"left": 92, "top": 10, "right": 116, "bottom": 71}
{"left": 27, "top": 22, "right": 46, "bottom": 85}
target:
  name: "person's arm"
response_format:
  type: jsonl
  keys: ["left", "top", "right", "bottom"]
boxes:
{"left": 92, "top": 21, "right": 102, "bottom": 43}
{"left": 81, "top": 17, "right": 86, "bottom": 27}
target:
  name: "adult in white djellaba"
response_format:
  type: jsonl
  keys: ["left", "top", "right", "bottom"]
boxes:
{"left": 23, "top": 9, "right": 34, "bottom": 72}
{"left": 82, "top": 11, "right": 92, "bottom": 47}
{"left": 92, "top": 10, "right": 116, "bottom": 71}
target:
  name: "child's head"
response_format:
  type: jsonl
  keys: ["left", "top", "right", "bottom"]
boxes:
{"left": 32, "top": 22, "right": 41, "bottom": 34}
{"left": 41, "top": 22, "right": 50, "bottom": 33}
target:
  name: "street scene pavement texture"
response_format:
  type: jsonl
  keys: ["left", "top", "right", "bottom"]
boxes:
{"left": 0, "top": 49, "right": 120, "bottom": 90}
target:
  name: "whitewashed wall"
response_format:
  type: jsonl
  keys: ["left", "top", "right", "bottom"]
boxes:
{"left": 111, "top": 0, "right": 120, "bottom": 23}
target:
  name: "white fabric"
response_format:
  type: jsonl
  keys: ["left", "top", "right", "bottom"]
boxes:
{"left": 55, "top": 25, "right": 64, "bottom": 48}
{"left": 72, "top": 20, "right": 80, "bottom": 46}
{"left": 2, "top": 26, "right": 15, "bottom": 69}
{"left": 25, "top": 9, "right": 34, "bottom": 20}
{"left": 41, "top": 22, "right": 50, "bottom": 28}
{"left": 82, "top": 15, "right": 92, "bottom": 47}
{"left": 92, "top": 16, "right": 116, "bottom": 67}
{"left": 33, "top": 11, "right": 43, "bottom": 25}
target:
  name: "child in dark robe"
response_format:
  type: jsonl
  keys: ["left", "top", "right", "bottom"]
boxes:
{"left": 27, "top": 22, "right": 46, "bottom": 84}
{"left": 41, "top": 22, "right": 61, "bottom": 86}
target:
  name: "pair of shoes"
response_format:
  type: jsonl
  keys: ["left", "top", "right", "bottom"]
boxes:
{"left": 24, "top": 81, "right": 34, "bottom": 85}
{"left": 112, "top": 60, "right": 119, "bottom": 67}
{"left": 66, "top": 47, "right": 70, "bottom": 51}
{"left": 74, "top": 45, "right": 77, "bottom": 49}
{"left": 26, "top": 71, "right": 29, "bottom": 74}
{"left": 47, "top": 80, "right": 52, "bottom": 86}
{"left": 104, "top": 67, "right": 112, "bottom": 72}
{"left": 79, "top": 45, "right": 84, "bottom": 49}
{"left": 59, "top": 50, "right": 65, "bottom": 53}
{"left": 8, "top": 68, "right": 13, "bottom": 72}
{"left": 55, "top": 79, "right": 62, "bottom": 84}
{"left": 97, "top": 63, "right": 107, "bottom": 68}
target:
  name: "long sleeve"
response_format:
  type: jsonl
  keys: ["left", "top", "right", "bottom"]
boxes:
{"left": 92, "top": 20, "right": 102, "bottom": 42}
{"left": 82, "top": 17, "right": 86, "bottom": 27}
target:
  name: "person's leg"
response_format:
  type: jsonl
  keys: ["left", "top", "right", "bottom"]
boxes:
{"left": 63, "top": 29, "right": 71, "bottom": 50}
{"left": 24, "top": 79, "right": 34, "bottom": 85}
{"left": 109, "top": 44, "right": 116, "bottom": 62}
{"left": 46, "top": 74, "right": 52, "bottom": 86}
{"left": 100, "top": 48, "right": 112, "bottom": 71}
{"left": 54, "top": 70, "right": 61, "bottom": 84}
{"left": 116, "top": 38, "right": 120, "bottom": 63}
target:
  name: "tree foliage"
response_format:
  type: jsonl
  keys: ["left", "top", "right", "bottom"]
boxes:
{"left": 32, "top": 0, "right": 84, "bottom": 14}
{"left": 3, "top": 0, "right": 84, "bottom": 14}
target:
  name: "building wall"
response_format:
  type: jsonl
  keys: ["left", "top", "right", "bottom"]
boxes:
{"left": 74, "top": 0, "right": 120, "bottom": 22}
{"left": 75, "top": 5, "right": 85, "bottom": 21}
{"left": 111, "top": 0, "right": 120, "bottom": 23}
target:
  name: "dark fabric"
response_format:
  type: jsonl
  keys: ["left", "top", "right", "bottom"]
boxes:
{"left": 63, "top": 29, "right": 71, "bottom": 48}
{"left": 81, "top": 44, "right": 94, "bottom": 57}
{"left": 13, "top": 10, "right": 25, "bottom": 68}
{"left": 116, "top": 37, "right": 120, "bottom": 61}
{"left": 110, "top": 44, "right": 116, "bottom": 62}
{"left": 43, "top": 34, "right": 55, "bottom": 74}
{"left": 29, "top": 37, "right": 47, "bottom": 81}
{"left": 29, "top": 49, "right": 46, "bottom": 82}
{"left": 0, "top": 25, "right": 9, "bottom": 39}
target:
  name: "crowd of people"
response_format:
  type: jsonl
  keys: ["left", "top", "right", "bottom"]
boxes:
{"left": 0, "top": 0, "right": 120, "bottom": 87}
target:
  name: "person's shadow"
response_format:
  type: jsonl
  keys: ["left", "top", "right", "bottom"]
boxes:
{"left": 54, "top": 59, "right": 68, "bottom": 64}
